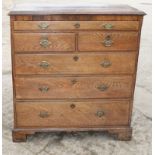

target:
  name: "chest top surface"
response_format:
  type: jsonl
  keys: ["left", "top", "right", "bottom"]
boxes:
{"left": 9, "top": 3, "right": 146, "bottom": 15}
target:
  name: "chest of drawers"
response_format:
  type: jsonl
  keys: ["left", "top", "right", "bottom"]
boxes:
{"left": 9, "top": 4, "right": 145, "bottom": 142}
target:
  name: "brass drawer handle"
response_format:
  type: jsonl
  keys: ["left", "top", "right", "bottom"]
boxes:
{"left": 39, "top": 86, "right": 49, "bottom": 93}
{"left": 39, "top": 61, "right": 49, "bottom": 68}
{"left": 103, "top": 23, "right": 113, "bottom": 29}
{"left": 97, "top": 84, "right": 108, "bottom": 91}
{"left": 73, "top": 56, "right": 79, "bottom": 61}
{"left": 39, "top": 111, "right": 49, "bottom": 118}
{"left": 38, "top": 23, "right": 49, "bottom": 29}
{"left": 40, "top": 38, "right": 51, "bottom": 48}
{"left": 102, "top": 35, "right": 113, "bottom": 47}
{"left": 74, "top": 23, "right": 80, "bottom": 28}
{"left": 100, "top": 60, "right": 112, "bottom": 68}
{"left": 96, "top": 110, "right": 105, "bottom": 117}
{"left": 71, "top": 79, "right": 77, "bottom": 85}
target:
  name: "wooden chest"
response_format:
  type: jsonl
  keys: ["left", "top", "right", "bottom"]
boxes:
{"left": 9, "top": 4, "right": 145, "bottom": 142}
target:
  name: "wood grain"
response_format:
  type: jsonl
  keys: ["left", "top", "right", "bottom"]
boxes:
{"left": 14, "top": 15, "right": 140, "bottom": 21}
{"left": 14, "top": 21, "right": 139, "bottom": 31}
{"left": 13, "top": 33, "right": 75, "bottom": 52}
{"left": 15, "top": 52, "right": 137, "bottom": 75}
{"left": 78, "top": 31, "right": 138, "bottom": 51}
{"left": 9, "top": 4, "right": 146, "bottom": 15}
{"left": 16, "top": 100, "right": 130, "bottom": 127}
{"left": 15, "top": 76, "right": 133, "bottom": 99}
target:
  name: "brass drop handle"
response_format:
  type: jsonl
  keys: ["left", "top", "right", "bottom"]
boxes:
{"left": 39, "top": 86, "right": 49, "bottom": 93}
{"left": 71, "top": 79, "right": 77, "bottom": 85}
{"left": 96, "top": 110, "right": 105, "bottom": 117}
{"left": 100, "top": 60, "right": 112, "bottom": 68}
{"left": 39, "top": 61, "right": 49, "bottom": 68}
{"left": 102, "top": 23, "right": 113, "bottom": 29}
{"left": 38, "top": 23, "right": 49, "bottom": 29}
{"left": 74, "top": 23, "right": 80, "bottom": 28}
{"left": 97, "top": 84, "right": 108, "bottom": 91}
{"left": 40, "top": 37, "right": 51, "bottom": 48}
{"left": 102, "top": 35, "right": 113, "bottom": 47}
{"left": 39, "top": 111, "right": 49, "bottom": 118}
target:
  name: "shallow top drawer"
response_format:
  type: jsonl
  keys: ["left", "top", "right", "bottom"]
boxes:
{"left": 13, "top": 21, "right": 139, "bottom": 31}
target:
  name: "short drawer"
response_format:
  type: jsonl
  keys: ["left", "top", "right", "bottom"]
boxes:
{"left": 15, "top": 76, "right": 133, "bottom": 99}
{"left": 15, "top": 52, "right": 137, "bottom": 75}
{"left": 13, "top": 33, "right": 75, "bottom": 52}
{"left": 14, "top": 21, "right": 139, "bottom": 31}
{"left": 78, "top": 32, "right": 138, "bottom": 51}
{"left": 16, "top": 100, "right": 130, "bottom": 127}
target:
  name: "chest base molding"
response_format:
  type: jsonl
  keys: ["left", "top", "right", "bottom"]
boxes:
{"left": 12, "top": 126, "right": 132, "bottom": 142}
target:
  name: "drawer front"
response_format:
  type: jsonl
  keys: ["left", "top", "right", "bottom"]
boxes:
{"left": 16, "top": 100, "right": 130, "bottom": 127}
{"left": 78, "top": 32, "right": 138, "bottom": 51}
{"left": 15, "top": 76, "right": 133, "bottom": 99}
{"left": 15, "top": 52, "right": 137, "bottom": 75}
{"left": 13, "top": 33, "right": 75, "bottom": 52}
{"left": 14, "top": 21, "right": 139, "bottom": 31}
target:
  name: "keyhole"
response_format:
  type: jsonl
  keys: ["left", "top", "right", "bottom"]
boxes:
{"left": 73, "top": 56, "right": 79, "bottom": 61}
{"left": 70, "top": 104, "right": 76, "bottom": 109}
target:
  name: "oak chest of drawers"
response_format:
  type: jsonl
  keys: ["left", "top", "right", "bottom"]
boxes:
{"left": 9, "top": 4, "right": 145, "bottom": 142}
